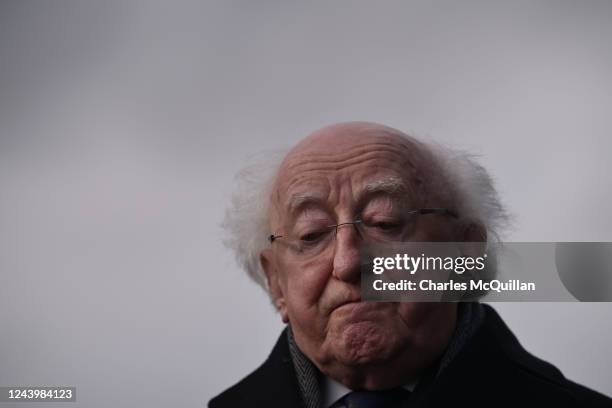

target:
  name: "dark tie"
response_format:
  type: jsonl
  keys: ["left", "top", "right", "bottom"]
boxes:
{"left": 333, "top": 388, "right": 411, "bottom": 408}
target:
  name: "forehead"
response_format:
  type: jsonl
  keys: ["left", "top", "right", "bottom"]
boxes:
{"left": 272, "top": 125, "right": 432, "bottom": 212}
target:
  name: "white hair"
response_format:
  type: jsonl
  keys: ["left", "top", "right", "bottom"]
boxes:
{"left": 222, "top": 135, "right": 510, "bottom": 294}
{"left": 423, "top": 141, "right": 511, "bottom": 243}
{"left": 221, "top": 149, "right": 287, "bottom": 291}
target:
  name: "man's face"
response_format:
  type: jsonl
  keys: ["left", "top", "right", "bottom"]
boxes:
{"left": 261, "top": 124, "right": 460, "bottom": 382}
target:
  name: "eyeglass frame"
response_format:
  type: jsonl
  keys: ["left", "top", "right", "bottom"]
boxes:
{"left": 267, "top": 207, "right": 458, "bottom": 244}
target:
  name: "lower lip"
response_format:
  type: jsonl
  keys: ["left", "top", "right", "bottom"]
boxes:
{"left": 334, "top": 301, "right": 383, "bottom": 315}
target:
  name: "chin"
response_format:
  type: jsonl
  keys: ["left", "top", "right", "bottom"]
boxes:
{"left": 332, "top": 319, "right": 400, "bottom": 365}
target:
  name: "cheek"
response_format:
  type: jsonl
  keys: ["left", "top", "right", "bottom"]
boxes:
{"left": 280, "top": 258, "right": 332, "bottom": 318}
{"left": 396, "top": 303, "right": 456, "bottom": 345}
{"left": 411, "top": 218, "right": 457, "bottom": 241}
{"left": 396, "top": 302, "right": 441, "bottom": 328}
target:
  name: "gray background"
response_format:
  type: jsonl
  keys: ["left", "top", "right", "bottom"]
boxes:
{"left": 0, "top": 1, "right": 611, "bottom": 407}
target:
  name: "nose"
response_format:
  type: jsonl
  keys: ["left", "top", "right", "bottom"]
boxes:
{"left": 332, "top": 223, "right": 362, "bottom": 283}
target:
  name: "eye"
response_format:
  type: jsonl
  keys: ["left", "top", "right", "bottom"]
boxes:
{"left": 365, "top": 218, "right": 403, "bottom": 230}
{"left": 299, "top": 228, "right": 330, "bottom": 242}
{"left": 373, "top": 221, "right": 401, "bottom": 231}
{"left": 360, "top": 217, "right": 409, "bottom": 240}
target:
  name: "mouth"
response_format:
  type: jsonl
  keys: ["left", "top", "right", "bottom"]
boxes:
{"left": 334, "top": 294, "right": 361, "bottom": 308}
{"left": 326, "top": 297, "right": 360, "bottom": 316}
{"left": 335, "top": 300, "right": 360, "bottom": 311}
{"left": 334, "top": 300, "right": 387, "bottom": 315}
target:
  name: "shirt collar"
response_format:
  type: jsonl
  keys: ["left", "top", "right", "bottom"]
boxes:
{"left": 322, "top": 375, "right": 417, "bottom": 408}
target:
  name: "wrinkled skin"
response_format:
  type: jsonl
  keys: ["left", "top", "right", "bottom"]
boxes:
{"left": 260, "top": 122, "right": 484, "bottom": 390}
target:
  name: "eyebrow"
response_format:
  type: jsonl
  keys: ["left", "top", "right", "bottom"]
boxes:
{"left": 362, "top": 177, "right": 408, "bottom": 196}
{"left": 284, "top": 177, "right": 409, "bottom": 217}
{"left": 286, "top": 192, "right": 328, "bottom": 215}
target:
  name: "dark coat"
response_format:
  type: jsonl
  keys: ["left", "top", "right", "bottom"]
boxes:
{"left": 209, "top": 305, "right": 612, "bottom": 407}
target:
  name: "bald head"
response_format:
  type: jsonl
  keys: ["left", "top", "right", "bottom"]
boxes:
{"left": 269, "top": 121, "right": 449, "bottom": 231}
{"left": 290, "top": 121, "right": 410, "bottom": 152}
{"left": 282, "top": 122, "right": 428, "bottom": 169}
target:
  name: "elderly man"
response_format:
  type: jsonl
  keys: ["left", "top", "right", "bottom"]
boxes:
{"left": 210, "top": 123, "right": 610, "bottom": 407}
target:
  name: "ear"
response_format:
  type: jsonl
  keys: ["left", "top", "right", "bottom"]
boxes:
{"left": 260, "top": 249, "right": 289, "bottom": 323}
{"left": 461, "top": 221, "right": 487, "bottom": 243}
{"left": 457, "top": 220, "right": 487, "bottom": 258}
